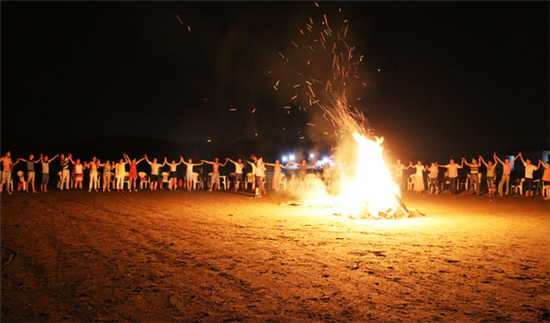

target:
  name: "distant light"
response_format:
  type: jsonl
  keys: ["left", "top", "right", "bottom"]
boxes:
{"left": 207, "top": 140, "right": 211, "bottom": 143}
{"left": 255, "top": 133, "right": 258, "bottom": 136}
{"left": 282, "top": 156, "right": 288, "bottom": 162}
{"left": 323, "top": 157, "right": 329, "bottom": 162}
{"left": 309, "top": 153, "right": 315, "bottom": 158}
{"left": 377, "top": 69, "right": 381, "bottom": 72}
{"left": 289, "top": 154, "right": 295, "bottom": 161}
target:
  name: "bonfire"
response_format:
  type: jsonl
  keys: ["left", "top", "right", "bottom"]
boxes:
{"left": 277, "top": 5, "right": 418, "bottom": 220}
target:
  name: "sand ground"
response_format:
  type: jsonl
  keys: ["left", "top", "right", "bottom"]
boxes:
{"left": 1, "top": 188, "right": 549, "bottom": 322}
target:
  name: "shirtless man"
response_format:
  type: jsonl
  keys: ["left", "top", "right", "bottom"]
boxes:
{"left": 144, "top": 155, "right": 166, "bottom": 191}
{"left": 18, "top": 154, "right": 41, "bottom": 193}
{"left": 495, "top": 153, "right": 519, "bottom": 197}
{"left": 227, "top": 158, "right": 245, "bottom": 191}
{"left": 165, "top": 157, "right": 183, "bottom": 191}
{"left": 1, "top": 151, "right": 14, "bottom": 194}
{"left": 181, "top": 158, "right": 203, "bottom": 191}
{"left": 39, "top": 154, "right": 58, "bottom": 192}
{"left": 203, "top": 158, "right": 227, "bottom": 191}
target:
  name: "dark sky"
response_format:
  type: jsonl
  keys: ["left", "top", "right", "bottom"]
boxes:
{"left": 2, "top": 1, "right": 548, "bottom": 162}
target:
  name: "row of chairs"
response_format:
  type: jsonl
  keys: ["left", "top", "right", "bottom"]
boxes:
{"left": 406, "top": 174, "right": 547, "bottom": 196}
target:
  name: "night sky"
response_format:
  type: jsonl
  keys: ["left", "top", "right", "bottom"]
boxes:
{"left": 2, "top": 1, "right": 548, "bottom": 162}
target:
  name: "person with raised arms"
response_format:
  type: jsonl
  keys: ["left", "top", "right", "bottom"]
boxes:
{"left": 495, "top": 152, "right": 519, "bottom": 197}
{"left": 227, "top": 158, "right": 245, "bottom": 191}
{"left": 144, "top": 154, "right": 166, "bottom": 191}
{"left": 202, "top": 157, "right": 227, "bottom": 192}
{"left": 181, "top": 157, "right": 203, "bottom": 191}
{"left": 39, "top": 154, "right": 58, "bottom": 192}
{"left": 124, "top": 154, "right": 146, "bottom": 192}
{"left": 264, "top": 159, "right": 289, "bottom": 191}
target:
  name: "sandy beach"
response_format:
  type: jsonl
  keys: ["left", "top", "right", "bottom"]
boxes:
{"left": 1, "top": 188, "right": 549, "bottom": 322}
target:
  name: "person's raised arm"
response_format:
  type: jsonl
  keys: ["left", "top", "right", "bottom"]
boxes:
{"left": 175, "top": 159, "right": 183, "bottom": 166}
{"left": 494, "top": 153, "right": 504, "bottom": 165}
{"left": 136, "top": 157, "right": 146, "bottom": 164}
{"left": 35, "top": 155, "right": 43, "bottom": 163}
{"left": 480, "top": 156, "right": 488, "bottom": 168}
{"left": 202, "top": 160, "right": 213, "bottom": 165}
{"left": 220, "top": 158, "right": 228, "bottom": 167}
{"left": 539, "top": 160, "right": 546, "bottom": 168}
{"left": 194, "top": 161, "right": 204, "bottom": 166}
{"left": 144, "top": 154, "right": 152, "bottom": 165}
{"left": 282, "top": 162, "right": 290, "bottom": 169}
{"left": 49, "top": 154, "right": 59, "bottom": 162}
{"left": 123, "top": 154, "right": 130, "bottom": 163}
{"left": 518, "top": 152, "right": 525, "bottom": 165}
{"left": 160, "top": 159, "right": 166, "bottom": 167}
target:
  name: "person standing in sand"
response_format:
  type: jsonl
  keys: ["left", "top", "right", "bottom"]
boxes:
{"left": 123, "top": 154, "right": 146, "bottom": 192}
{"left": 39, "top": 154, "right": 58, "bottom": 192}
{"left": 85, "top": 157, "right": 101, "bottom": 192}
{"left": 68, "top": 156, "right": 85, "bottom": 191}
{"left": 181, "top": 158, "right": 203, "bottom": 191}
{"left": 99, "top": 160, "right": 115, "bottom": 192}
{"left": 409, "top": 160, "right": 427, "bottom": 194}
{"left": 480, "top": 155, "right": 497, "bottom": 197}
{"left": 265, "top": 159, "right": 289, "bottom": 191}
{"left": 1, "top": 151, "right": 14, "bottom": 194}
{"left": 440, "top": 158, "right": 464, "bottom": 195}
{"left": 227, "top": 158, "right": 245, "bottom": 191}
{"left": 254, "top": 157, "right": 267, "bottom": 197}
{"left": 495, "top": 152, "right": 519, "bottom": 197}
{"left": 392, "top": 159, "right": 408, "bottom": 192}
{"left": 17, "top": 154, "right": 41, "bottom": 193}
{"left": 462, "top": 157, "right": 482, "bottom": 195}
{"left": 144, "top": 155, "right": 166, "bottom": 191}
{"left": 539, "top": 160, "right": 550, "bottom": 200}
{"left": 59, "top": 154, "right": 72, "bottom": 191}
{"left": 114, "top": 158, "right": 129, "bottom": 192}
{"left": 518, "top": 152, "right": 540, "bottom": 198}
{"left": 427, "top": 162, "right": 440, "bottom": 194}
{"left": 288, "top": 159, "right": 318, "bottom": 189}
{"left": 203, "top": 158, "right": 227, "bottom": 191}
{"left": 165, "top": 157, "right": 183, "bottom": 191}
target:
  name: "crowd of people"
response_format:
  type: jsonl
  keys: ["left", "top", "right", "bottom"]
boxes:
{"left": 392, "top": 152, "right": 550, "bottom": 200}
{"left": 1, "top": 150, "right": 549, "bottom": 200}
{"left": 0, "top": 151, "right": 319, "bottom": 198}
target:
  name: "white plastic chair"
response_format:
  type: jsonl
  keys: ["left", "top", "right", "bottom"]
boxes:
{"left": 161, "top": 172, "right": 170, "bottom": 189}
{"left": 244, "top": 173, "right": 254, "bottom": 190}
{"left": 407, "top": 174, "right": 416, "bottom": 190}
{"left": 138, "top": 172, "right": 150, "bottom": 189}
{"left": 511, "top": 178, "right": 524, "bottom": 195}
{"left": 192, "top": 172, "right": 202, "bottom": 189}
{"left": 17, "top": 171, "right": 27, "bottom": 191}
{"left": 306, "top": 173, "right": 318, "bottom": 189}
{"left": 279, "top": 174, "right": 287, "bottom": 190}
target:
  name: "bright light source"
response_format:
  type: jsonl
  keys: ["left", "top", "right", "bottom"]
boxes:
{"left": 323, "top": 156, "right": 329, "bottom": 162}
{"left": 282, "top": 156, "right": 288, "bottom": 162}
{"left": 289, "top": 154, "right": 295, "bottom": 161}
{"left": 309, "top": 153, "right": 315, "bottom": 158}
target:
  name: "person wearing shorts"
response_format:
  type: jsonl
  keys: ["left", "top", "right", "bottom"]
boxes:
{"left": 1, "top": 151, "right": 15, "bottom": 194}
{"left": 18, "top": 154, "right": 41, "bottom": 193}
{"left": 495, "top": 153, "right": 519, "bottom": 197}
{"left": 480, "top": 155, "right": 497, "bottom": 197}
{"left": 40, "top": 154, "right": 58, "bottom": 192}
{"left": 145, "top": 155, "right": 165, "bottom": 191}
{"left": 519, "top": 153, "right": 540, "bottom": 197}
{"left": 203, "top": 158, "right": 227, "bottom": 191}
{"left": 165, "top": 157, "right": 183, "bottom": 191}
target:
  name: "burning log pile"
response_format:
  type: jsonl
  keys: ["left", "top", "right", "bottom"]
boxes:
{"left": 276, "top": 4, "right": 423, "bottom": 220}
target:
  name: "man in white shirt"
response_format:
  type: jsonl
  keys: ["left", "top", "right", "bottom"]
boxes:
{"left": 519, "top": 152, "right": 540, "bottom": 198}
